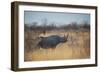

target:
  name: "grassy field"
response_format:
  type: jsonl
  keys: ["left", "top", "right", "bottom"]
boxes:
{"left": 24, "top": 30, "right": 90, "bottom": 61}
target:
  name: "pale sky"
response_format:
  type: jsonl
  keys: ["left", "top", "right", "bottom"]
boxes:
{"left": 24, "top": 11, "right": 90, "bottom": 26}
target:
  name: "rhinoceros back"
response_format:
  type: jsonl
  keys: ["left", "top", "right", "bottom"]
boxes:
{"left": 38, "top": 35, "right": 61, "bottom": 49}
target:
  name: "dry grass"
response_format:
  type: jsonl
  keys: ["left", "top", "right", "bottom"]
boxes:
{"left": 24, "top": 30, "right": 90, "bottom": 61}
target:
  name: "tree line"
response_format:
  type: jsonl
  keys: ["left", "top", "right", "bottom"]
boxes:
{"left": 25, "top": 21, "right": 90, "bottom": 31}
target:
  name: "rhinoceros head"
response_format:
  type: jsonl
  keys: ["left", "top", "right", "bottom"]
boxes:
{"left": 60, "top": 34, "right": 69, "bottom": 43}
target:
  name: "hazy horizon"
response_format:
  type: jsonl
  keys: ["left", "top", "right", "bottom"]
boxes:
{"left": 24, "top": 11, "right": 90, "bottom": 26}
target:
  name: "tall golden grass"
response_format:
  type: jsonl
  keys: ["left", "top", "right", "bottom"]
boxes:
{"left": 24, "top": 30, "right": 90, "bottom": 61}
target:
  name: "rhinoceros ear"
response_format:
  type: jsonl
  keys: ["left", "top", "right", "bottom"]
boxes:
{"left": 67, "top": 33, "right": 69, "bottom": 38}
{"left": 64, "top": 33, "right": 69, "bottom": 39}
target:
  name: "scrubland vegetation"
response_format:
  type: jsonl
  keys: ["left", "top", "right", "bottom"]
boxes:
{"left": 24, "top": 19, "right": 90, "bottom": 61}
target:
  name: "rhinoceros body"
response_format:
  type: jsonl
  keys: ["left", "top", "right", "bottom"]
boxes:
{"left": 38, "top": 35, "right": 68, "bottom": 49}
